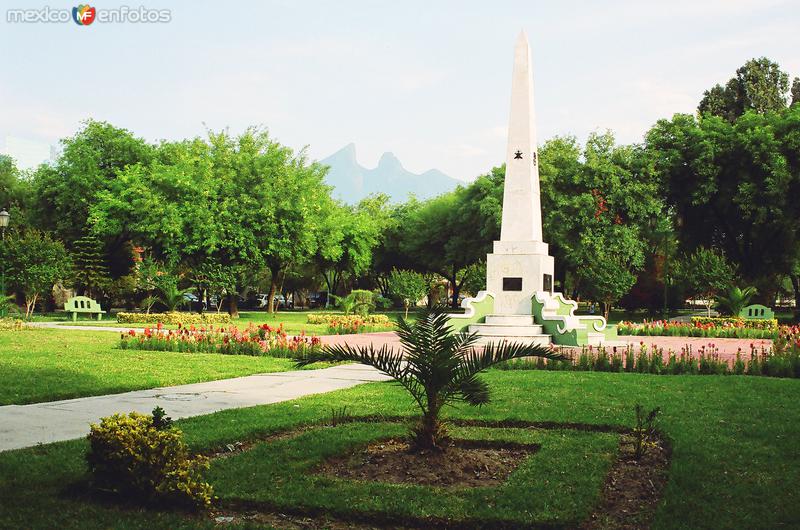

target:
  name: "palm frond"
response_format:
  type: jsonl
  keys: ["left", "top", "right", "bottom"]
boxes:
{"left": 294, "top": 343, "right": 426, "bottom": 410}
{"left": 460, "top": 340, "right": 566, "bottom": 377}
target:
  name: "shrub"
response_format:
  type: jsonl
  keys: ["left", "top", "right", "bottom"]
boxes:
{"left": 0, "top": 317, "right": 25, "bottom": 331}
{"left": 117, "top": 312, "right": 231, "bottom": 325}
{"left": 306, "top": 313, "right": 391, "bottom": 326}
{"left": 86, "top": 408, "right": 213, "bottom": 509}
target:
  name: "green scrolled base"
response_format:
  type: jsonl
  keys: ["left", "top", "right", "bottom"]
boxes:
{"left": 447, "top": 291, "right": 495, "bottom": 332}
{"left": 532, "top": 292, "right": 612, "bottom": 347}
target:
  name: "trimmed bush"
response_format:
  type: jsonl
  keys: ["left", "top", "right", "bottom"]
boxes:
{"left": 0, "top": 318, "right": 25, "bottom": 331}
{"left": 86, "top": 409, "right": 213, "bottom": 509}
{"left": 117, "top": 312, "right": 231, "bottom": 325}
{"left": 306, "top": 313, "right": 391, "bottom": 325}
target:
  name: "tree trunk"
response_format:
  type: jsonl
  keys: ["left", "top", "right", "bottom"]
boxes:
{"left": 25, "top": 293, "right": 38, "bottom": 319}
{"left": 267, "top": 265, "right": 280, "bottom": 314}
{"left": 449, "top": 266, "right": 459, "bottom": 308}
{"left": 227, "top": 293, "right": 239, "bottom": 318}
{"left": 791, "top": 274, "right": 800, "bottom": 323}
{"left": 603, "top": 299, "right": 611, "bottom": 320}
{"left": 415, "top": 403, "right": 445, "bottom": 451}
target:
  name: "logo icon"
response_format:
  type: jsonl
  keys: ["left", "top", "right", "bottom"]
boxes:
{"left": 72, "top": 4, "right": 96, "bottom": 25}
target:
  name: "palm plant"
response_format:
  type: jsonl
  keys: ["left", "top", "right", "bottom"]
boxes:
{"left": 295, "top": 307, "right": 565, "bottom": 451}
{"left": 0, "top": 294, "right": 19, "bottom": 317}
{"left": 716, "top": 286, "right": 758, "bottom": 316}
{"left": 158, "top": 282, "right": 189, "bottom": 312}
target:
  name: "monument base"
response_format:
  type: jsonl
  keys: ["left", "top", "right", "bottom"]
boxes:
{"left": 486, "top": 245, "right": 554, "bottom": 315}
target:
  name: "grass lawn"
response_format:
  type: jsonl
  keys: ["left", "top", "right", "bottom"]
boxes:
{"left": 0, "top": 328, "right": 306, "bottom": 405}
{"left": 1, "top": 370, "right": 798, "bottom": 528}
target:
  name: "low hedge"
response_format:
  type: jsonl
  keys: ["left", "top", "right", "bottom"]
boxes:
{"left": 691, "top": 316, "right": 778, "bottom": 331}
{"left": 0, "top": 318, "right": 25, "bottom": 331}
{"left": 116, "top": 312, "right": 232, "bottom": 325}
{"left": 306, "top": 313, "right": 391, "bottom": 325}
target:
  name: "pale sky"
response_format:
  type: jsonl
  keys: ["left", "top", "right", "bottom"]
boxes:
{"left": 2, "top": 0, "right": 799, "bottom": 180}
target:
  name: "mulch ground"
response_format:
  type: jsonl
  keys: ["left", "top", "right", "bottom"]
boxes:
{"left": 582, "top": 433, "right": 671, "bottom": 530}
{"left": 314, "top": 437, "right": 538, "bottom": 488}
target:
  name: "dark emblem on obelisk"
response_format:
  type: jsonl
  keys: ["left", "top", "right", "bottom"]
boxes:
{"left": 514, "top": 150, "right": 523, "bottom": 159}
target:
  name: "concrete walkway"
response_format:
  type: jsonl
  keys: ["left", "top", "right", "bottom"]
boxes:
{"left": 0, "top": 364, "right": 389, "bottom": 453}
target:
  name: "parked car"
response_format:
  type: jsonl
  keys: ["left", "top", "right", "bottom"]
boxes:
{"left": 255, "top": 293, "right": 293, "bottom": 309}
{"left": 308, "top": 291, "right": 328, "bottom": 309}
{"left": 182, "top": 293, "right": 207, "bottom": 311}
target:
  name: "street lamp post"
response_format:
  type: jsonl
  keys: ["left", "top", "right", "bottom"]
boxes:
{"left": 0, "top": 209, "right": 10, "bottom": 318}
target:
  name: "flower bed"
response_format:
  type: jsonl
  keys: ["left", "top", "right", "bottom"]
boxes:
{"left": 117, "top": 312, "right": 232, "bottom": 325}
{"left": 690, "top": 316, "right": 778, "bottom": 331}
{"left": 499, "top": 326, "right": 800, "bottom": 378}
{"left": 618, "top": 318, "right": 780, "bottom": 339}
{"left": 119, "top": 322, "right": 320, "bottom": 358}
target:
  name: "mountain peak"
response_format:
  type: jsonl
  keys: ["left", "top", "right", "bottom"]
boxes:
{"left": 377, "top": 151, "right": 403, "bottom": 170}
{"left": 320, "top": 144, "right": 458, "bottom": 204}
{"left": 327, "top": 142, "right": 357, "bottom": 163}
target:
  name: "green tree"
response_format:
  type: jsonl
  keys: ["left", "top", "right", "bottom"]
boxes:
{"left": 72, "top": 235, "right": 110, "bottom": 298}
{"left": 578, "top": 228, "right": 645, "bottom": 319}
{"left": 314, "top": 197, "right": 387, "bottom": 297}
{"left": 679, "top": 247, "right": 736, "bottom": 317}
{"left": 31, "top": 120, "right": 153, "bottom": 278}
{"left": 647, "top": 107, "right": 800, "bottom": 307}
{"left": 538, "top": 133, "right": 661, "bottom": 301}
{"left": 792, "top": 77, "right": 800, "bottom": 106}
{"left": 698, "top": 57, "right": 792, "bottom": 121}
{"left": 295, "top": 307, "right": 564, "bottom": 451}
{"left": 191, "top": 262, "right": 238, "bottom": 313}
{"left": 0, "top": 230, "right": 72, "bottom": 318}
{"left": 387, "top": 269, "right": 428, "bottom": 317}
{"left": 0, "top": 156, "right": 31, "bottom": 224}
{"left": 401, "top": 186, "right": 492, "bottom": 308}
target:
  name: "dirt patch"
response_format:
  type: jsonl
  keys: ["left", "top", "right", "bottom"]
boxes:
{"left": 582, "top": 433, "right": 671, "bottom": 530}
{"left": 314, "top": 437, "right": 539, "bottom": 488}
{"left": 210, "top": 509, "right": 405, "bottom": 529}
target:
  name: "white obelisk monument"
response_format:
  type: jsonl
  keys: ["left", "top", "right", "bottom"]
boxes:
{"left": 485, "top": 30, "right": 554, "bottom": 315}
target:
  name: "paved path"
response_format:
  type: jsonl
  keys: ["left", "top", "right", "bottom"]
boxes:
{"left": 0, "top": 364, "right": 389, "bottom": 453}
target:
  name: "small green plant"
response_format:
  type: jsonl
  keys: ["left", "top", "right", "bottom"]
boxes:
{"left": 151, "top": 406, "right": 173, "bottom": 430}
{"left": 0, "top": 294, "right": 20, "bottom": 317}
{"left": 86, "top": 407, "right": 213, "bottom": 509}
{"left": 715, "top": 286, "right": 758, "bottom": 316}
{"left": 333, "top": 289, "right": 375, "bottom": 316}
{"left": 328, "top": 406, "right": 352, "bottom": 427}
{"left": 632, "top": 404, "right": 660, "bottom": 460}
{"left": 158, "top": 280, "right": 189, "bottom": 312}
